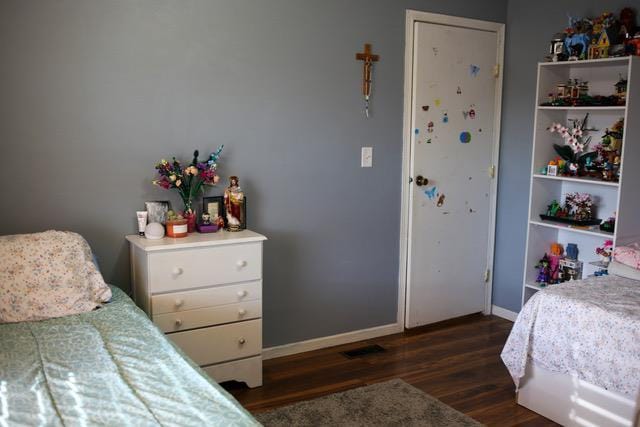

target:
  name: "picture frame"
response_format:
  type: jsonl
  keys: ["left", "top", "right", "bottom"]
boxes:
{"left": 203, "top": 196, "right": 224, "bottom": 219}
{"left": 145, "top": 200, "right": 171, "bottom": 224}
{"left": 547, "top": 165, "right": 558, "bottom": 176}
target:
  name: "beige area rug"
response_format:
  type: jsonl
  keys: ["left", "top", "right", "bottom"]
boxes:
{"left": 254, "top": 379, "right": 482, "bottom": 426}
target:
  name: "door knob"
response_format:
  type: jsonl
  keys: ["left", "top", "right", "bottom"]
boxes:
{"left": 415, "top": 175, "right": 428, "bottom": 187}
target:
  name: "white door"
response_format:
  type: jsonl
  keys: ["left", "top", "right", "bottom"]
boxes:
{"left": 404, "top": 16, "right": 503, "bottom": 328}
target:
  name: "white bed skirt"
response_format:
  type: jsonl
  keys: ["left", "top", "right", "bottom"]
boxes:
{"left": 517, "top": 362, "right": 638, "bottom": 426}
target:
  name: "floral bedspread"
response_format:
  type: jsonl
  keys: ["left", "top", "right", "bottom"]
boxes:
{"left": 501, "top": 275, "right": 640, "bottom": 397}
{"left": 0, "top": 286, "right": 259, "bottom": 426}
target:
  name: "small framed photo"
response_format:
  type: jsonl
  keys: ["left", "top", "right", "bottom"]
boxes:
{"left": 547, "top": 165, "right": 558, "bottom": 176}
{"left": 145, "top": 200, "right": 171, "bottom": 224}
{"left": 203, "top": 196, "right": 224, "bottom": 219}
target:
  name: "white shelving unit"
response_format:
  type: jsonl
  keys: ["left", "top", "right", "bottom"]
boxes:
{"left": 522, "top": 56, "right": 640, "bottom": 305}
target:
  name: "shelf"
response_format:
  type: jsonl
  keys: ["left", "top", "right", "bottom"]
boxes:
{"left": 533, "top": 174, "right": 620, "bottom": 187}
{"left": 524, "top": 282, "right": 545, "bottom": 291}
{"left": 589, "top": 260, "right": 609, "bottom": 268}
{"left": 529, "top": 219, "right": 613, "bottom": 238}
{"left": 539, "top": 57, "right": 630, "bottom": 68}
{"left": 537, "top": 106, "right": 625, "bottom": 111}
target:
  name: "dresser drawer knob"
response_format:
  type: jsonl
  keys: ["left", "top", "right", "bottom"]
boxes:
{"left": 236, "top": 260, "right": 247, "bottom": 268}
{"left": 172, "top": 267, "right": 184, "bottom": 276}
{"left": 174, "top": 299, "right": 184, "bottom": 308}
{"left": 238, "top": 337, "right": 246, "bottom": 345}
{"left": 237, "top": 290, "right": 248, "bottom": 298}
{"left": 238, "top": 308, "right": 247, "bottom": 316}
{"left": 175, "top": 319, "right": 183, "bottom": 327}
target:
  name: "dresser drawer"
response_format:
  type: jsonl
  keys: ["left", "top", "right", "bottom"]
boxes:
{"left": 168, "top": 320, "right": 261, "bottom": 366}
{"left": 153, "top": 300, "right": 261, "bottom": 333}
{"left": 148, "top": 242, "right": 262, "bottom": 293}
{"left": 151, "top": 281, "right": 261, "bottom": 314}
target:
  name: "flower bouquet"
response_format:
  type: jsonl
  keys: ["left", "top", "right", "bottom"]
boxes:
{"left": 547, "top": 114, "right": 597, "bottom": 175}
{"left": 153, "top": 146, "right": 223, "bottom": 232}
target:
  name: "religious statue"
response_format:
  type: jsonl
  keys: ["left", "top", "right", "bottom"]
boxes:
{"left": 224, "top": 176, "right": 245, "bottom": 231}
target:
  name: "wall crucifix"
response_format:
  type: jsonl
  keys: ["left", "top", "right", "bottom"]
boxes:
{"left": 355, "top": 43, "right": 379, "bottom": 118}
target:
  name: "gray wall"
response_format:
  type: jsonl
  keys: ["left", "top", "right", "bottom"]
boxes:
{"left": 0, "top": 0, "right": 506, "bottom": 346}
{"left": 492, "top": 0, "right": 639, "bottom": 312}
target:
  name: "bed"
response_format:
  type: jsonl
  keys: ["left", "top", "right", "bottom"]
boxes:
{"left": 0, "top": 285, "right": 259, "bottom": 426}
{"left": 501, "top": 274, "right": 640, "bottom": 426}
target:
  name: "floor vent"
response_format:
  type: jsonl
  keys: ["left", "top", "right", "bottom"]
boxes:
{"left": 341, "top": 344, "right": 386, "bottom": 358}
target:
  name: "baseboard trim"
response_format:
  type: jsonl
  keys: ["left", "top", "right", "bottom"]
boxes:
{"left": 491, "top": 304, "right": 518, "bottom": 322}
{"left": 262, "top": 323, "right": 404, "bottom": 360}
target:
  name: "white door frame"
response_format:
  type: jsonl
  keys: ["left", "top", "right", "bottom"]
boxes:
{"left": 398, "top": 10, "right": 505, "bottom": 327}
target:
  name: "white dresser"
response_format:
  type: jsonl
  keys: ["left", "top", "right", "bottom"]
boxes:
{"left": 126, "top": 230, "right": 267, "bottom": 388}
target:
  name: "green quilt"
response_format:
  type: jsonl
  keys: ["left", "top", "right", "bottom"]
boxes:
{"left": 0, "top": 286, "right": 260, "bottom": 426}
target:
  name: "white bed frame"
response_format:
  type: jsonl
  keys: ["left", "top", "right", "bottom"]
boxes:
{"left": 518, "top": 362, "right": 639, "bottom": 426}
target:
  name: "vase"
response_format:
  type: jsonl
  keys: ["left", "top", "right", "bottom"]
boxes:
{"left": 181, "top": 198, "right": 197, "bottom": 233}
{"left": 184, "top": 211, "right": 196, "bottom": 233}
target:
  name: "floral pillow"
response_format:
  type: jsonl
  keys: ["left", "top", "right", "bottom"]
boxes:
{"left": 0, "top": 230, "right": 112, "bottom": 323}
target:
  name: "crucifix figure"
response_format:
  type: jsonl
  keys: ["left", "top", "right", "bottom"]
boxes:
{"left": 355, "top": 43, "right": 379, "bottom": 118}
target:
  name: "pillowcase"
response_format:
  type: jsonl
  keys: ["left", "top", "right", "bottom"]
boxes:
{"left": 613, "top": 243, "right": 640, "bottom": 270}
{"left": 0, "top": 230, "right": 112, "bottom": 323}
{"left": 608, "top": 260, "right": 640, "bottom": 281}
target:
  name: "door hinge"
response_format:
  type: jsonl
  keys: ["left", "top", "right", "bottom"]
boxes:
{"left": 493, "top": 64, "right": 500, "bottom": 78}
{"left": 483, "top": 269, "right": 491, "bottom": 282}
{"left": 489, "top": 165, "right": 496, "bottom": 179}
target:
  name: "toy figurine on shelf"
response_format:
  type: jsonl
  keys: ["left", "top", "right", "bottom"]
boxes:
{"left": 543, "top": 78, "right": 623, "bottom": 107}
{"left": 560, "top": 258, "right": 583, "bottom": 280}
{"left": 564, "top": 17, "right": 593, "bottom": 60}
{"left": 600, "top": 215, "right": 616, "bottom": 233}
{"left": 196, "top": 211, "right": 220, "bottom": 233}
{"left": 547, "top": 34, "right": 567, "bottom": 62}
{"left": 566, "top": 243, "right": 579, "bottom": 260}
{"left": 587, "top": 12, "right": 620, "bottom": 60}
{"left": 549, "top": 243, "right": 564, "bottom": 284}
{"left": 541, "top": 193, "right": 599, "bottom": 227}
{"left": 596, "top": 117, "right": 623, "bottom": 181}
{"left": 535, "top": 254, "right": 552, "bottom": 286}
{"left": 596, "top": 239, "right": 614, "bottom": 264}
{"left": 621, "top": 7, "right": 640, "bottom": 54}
{"left": 615, "top": 75, "right": 627, "bottom": 104}
{"left": 546, "top": 200, "right": 563, "bottom": 217}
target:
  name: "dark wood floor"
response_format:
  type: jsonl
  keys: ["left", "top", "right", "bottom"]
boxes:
{"left": 223, "top": 314, "right": 558, "bottom": 426}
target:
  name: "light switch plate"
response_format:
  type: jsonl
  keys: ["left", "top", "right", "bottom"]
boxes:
{"left": 361, "top": 147, "right": 373, "bottom": 168}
